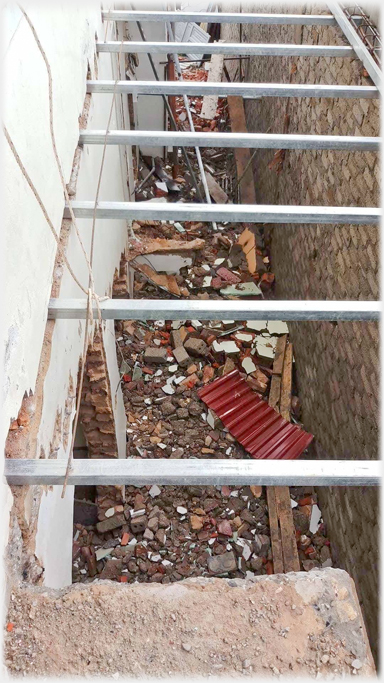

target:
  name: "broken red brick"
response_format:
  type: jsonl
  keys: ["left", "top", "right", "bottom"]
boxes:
{"left": 203, "top": 365, "right": 215, "bottom": 384}
{"left": 121, "top": 532, "right": 130, "bottom": 546}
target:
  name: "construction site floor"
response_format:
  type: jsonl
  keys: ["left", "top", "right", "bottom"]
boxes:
{"left": 5, "top": 568, "right": 374, "bottom": 678}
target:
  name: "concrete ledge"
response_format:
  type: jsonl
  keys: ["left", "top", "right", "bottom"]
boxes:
{"left": 5, "top": 568, "right": 375, "bottom": 677}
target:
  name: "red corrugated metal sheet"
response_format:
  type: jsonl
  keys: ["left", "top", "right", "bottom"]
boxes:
{"left": 198, "top": 370, "right": 313, "bottom": 460}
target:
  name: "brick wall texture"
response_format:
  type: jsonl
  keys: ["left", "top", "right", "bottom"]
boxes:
{"left": 79, "top": 328, "right": 124, "bottom": 515}
{"left": 222, "top": 2, "right": 380, "bottom": 663}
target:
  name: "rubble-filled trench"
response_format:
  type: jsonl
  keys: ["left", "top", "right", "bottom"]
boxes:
{"left": 72, "top": 62, "right": 334, "bottom": 589}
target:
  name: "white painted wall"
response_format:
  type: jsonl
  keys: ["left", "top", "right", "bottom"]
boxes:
{"left": 3, "top": 1, "right": 130, "bottom": 590}
{"left": 127, "top": 0, "right": 167, "bottom": 158}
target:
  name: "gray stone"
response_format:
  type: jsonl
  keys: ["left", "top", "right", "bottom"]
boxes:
{"left": 161, "top": 401, "right": 176, "bottom": 416}
{"left": 184, "top": 337, "right": 208, "bottom": 357}
{"left": 130, "top": 515, "right": 148, "bottom": 534}
{"left": 207, "top": 551, "right": 237, "bottom": 575}
{"left": 171, "top": 330, "right": 183, "bottom": 349}
{"left": 253, "top": 534, "right": 270, "bottom": 557}
{"left": 96, "top": 513, "right": 126, "bottom": 534}
{"left": 144, "top": 347, "right": 168, "bottom": 364}
{"left": 147, "top": 517, "right": 159, "bottom": 533}
{"left": 173, "top": 346, "right": 190, "bottom": 367}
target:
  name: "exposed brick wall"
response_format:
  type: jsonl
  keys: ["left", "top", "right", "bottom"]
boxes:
{"left": 222, "top": 2, "right": 379, "bottom": 662}
{"left": 79, "top": 328, "right": 123, "bottom": 513}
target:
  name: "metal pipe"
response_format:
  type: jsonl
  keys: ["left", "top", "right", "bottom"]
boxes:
{"left": 134, "top": 20, "right": 204, "bottom": 201}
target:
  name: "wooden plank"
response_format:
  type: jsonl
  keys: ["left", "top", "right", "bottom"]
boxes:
{"left": 200, "top": 50, "right": 225, "bottom": 119}
{"left": 205, "top": 172, "right": 230, "bottom": 204}
{"left": 275, "top": 486, "right": 301, "bottom": 572}
{"left": 275, "top": 339, "right": 300, "bottom": 572}
{"left": 266, "top": 486, "right": 284, "bottom": 574}
{"left": 227, "top": 95, "right": 257, "bottom": 205}
{"left": 269, "top": 335, "right": 287, "bottom": 411}
{"left": 280, "top": 342, "right": 293, "bottom": 421}
{"left": 267, "top": 336, "right": 286, "bottom": 574}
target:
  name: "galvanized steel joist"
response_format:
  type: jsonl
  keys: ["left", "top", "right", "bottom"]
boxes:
{"left": 4, "top": 458, "right": 380, "bottom": 486}
{"left": 101, "top": 11, "right": 337, "bottom": 25}
{"left": 47, "top": 299, "right": 380, "bottom": 321}
{"left": 86, "top": 79, "right": 378, "bottom": 99}
{"left": 79, "top": 130, "right": 380, "bottom": 151}
{"left": 63, "top": 201, "right": 380, "bottom": 224}
{"left": 96, "top": 41, "right": 354, "bottom": 58}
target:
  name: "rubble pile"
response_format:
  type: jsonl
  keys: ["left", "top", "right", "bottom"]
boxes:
{"left": 117, "top": 317, "right": 287, "bottom": 461}
{"left": 73, "top": 62, "right": 334, "bottom": 588}
{"left": 73, "top": 316, "right": 332, "bottom": 584}
{"left": 73, "top": 483, "right": 331, "bottom": 584}
{"left": 128, "top": 220, "right": 271, "bottom": 300}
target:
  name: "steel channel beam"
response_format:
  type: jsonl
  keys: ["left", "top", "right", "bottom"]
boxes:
{"left": 86, "top": 80, "right": 378, "bottom": 99}
{"left": 327, "top": 1, "right": 382, "bottom": 92}
{"left": 63, "top": 201, "right": 380, "bottom": 225}
{"left": 4, "top": 458, "right": 380, "bottom": 486}
{"left": 96, "top": 41, "right": 354, "bottom": 57}
{"left": 79, "top": 130, "right": 380, "bottom": 151}
{"left": 47, "top": 299, "right": 380, "bottom": 321}
{"left": 101, "top": 11, "right": 337, "bottom": 26}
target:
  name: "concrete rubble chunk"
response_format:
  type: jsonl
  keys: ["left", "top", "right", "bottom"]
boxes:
{"left": 144, "top": 347, "right": 168, "bottom": 364}
{"left": 184, "top": 338, "right": 208, "bottom": 358}
{"left": 130, "top": 515, "right": 148, "bottom": 534}
{"left": 96, "top": 513, "right": 126, "bottom": 534}
{"left": 207, "top": 551, "right": 237, "bottom": 575}
{"left": 172, "top": 346, "right": 190, "bottom": 367}
{"left": 170, "top": 330, "right": 183, "bottom": 349}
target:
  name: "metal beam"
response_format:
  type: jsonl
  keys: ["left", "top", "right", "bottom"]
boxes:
{"left": 86, "top": 80, "right": 378, "bottom": 99}
{"left": 327, "top": 1, "right": 382, "bottom": 92}
{"left": 4, "top": 458, "right": 380, "bottom": 486}
{"left": 47, "top": 299, "right": 380, "bottom": 321}
{"left": 96, "top": 41, "right": 354, "bottom": 57}
{"left": 63, "top": 201, "right": 381, "bottom": 225}
{"left": 79, "top": 130, "right": 380, "bottom": 152}
{"left": 101, "top": 11, "right": 337, "bottom": 26}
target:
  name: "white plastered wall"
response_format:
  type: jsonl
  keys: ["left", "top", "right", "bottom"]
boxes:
{"left": 127, "top": 0, "right": 167, "bottom": 158}
{"left": 3, "top": 1, "right": 130, "bottom": 591}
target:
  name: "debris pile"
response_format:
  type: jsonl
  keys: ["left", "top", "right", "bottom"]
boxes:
{"left": 117, "top": 317, "right": 291, "bottom": 462}
{"left": 73, "top": 483, "right": 331, "bottom": 584}
{"left": 73, "top": 61, "right": 334, "bottom": 588}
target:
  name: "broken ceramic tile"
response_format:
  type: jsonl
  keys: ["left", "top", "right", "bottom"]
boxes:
{"left": 246, "top": 321, "right": 267, "bottom": 332}
{"left": 309, "top": 504, "right": 322, "bottom": 534}
{"left": 267, "top": 321, "right": 289, "bottom": 335}
{"left": 212, "top": 340, "right": 239, "bottom": 354}
{"left": 220, "top": 282, "right": 262, "bottom": 297}
{"left": 241, "top": 357, "right": 257, "bottom": 374}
